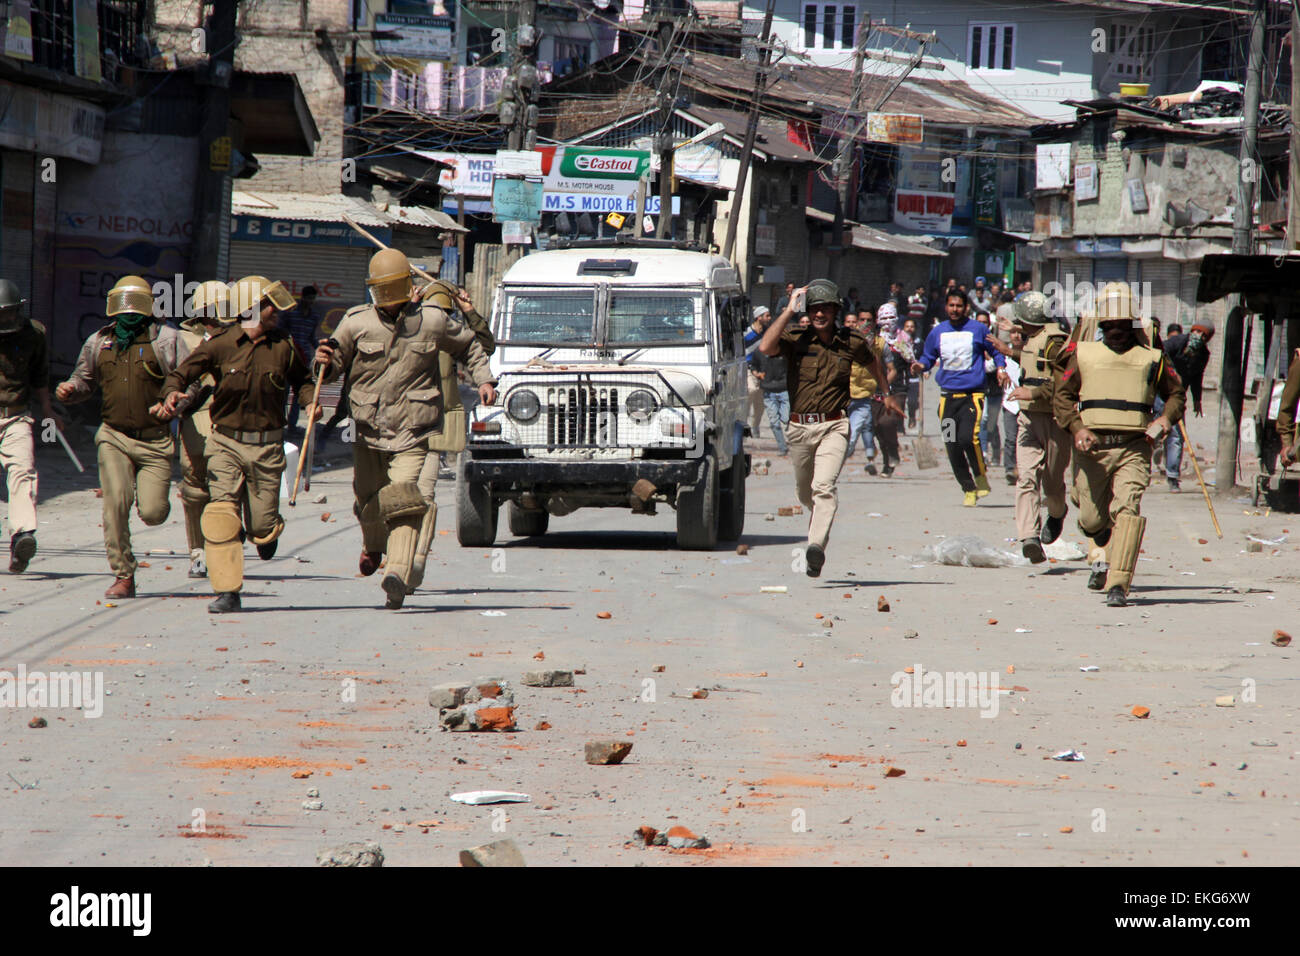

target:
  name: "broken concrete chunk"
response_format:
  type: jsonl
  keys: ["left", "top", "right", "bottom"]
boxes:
{"left": 521, "top": 669, "right": 575, "bottom": 687}
{"left": 428, "top": 681, "right": 472, "bottom": 709}
{"left": 459, "top": 838, "right": 526, "bottom": 867}
{"left": 585, "top": 740, "right": 633, "bottom": 765}
{"left": 317, "top": 842, "right": 384, "bottom": 867}
{"left": 688, "top": 687, "right": 709, "bottom": 699}
{"left": 665, "top": 825, "right": 710, "bottom": 849}
{"left": 1246, "top": 540, "right": 1263, "bottom": 552}
{"left": 439, "top": 697, "right": 518, "bottom": 732}
{"left": 465, "top": 677, "right": 511, "bottom": 703}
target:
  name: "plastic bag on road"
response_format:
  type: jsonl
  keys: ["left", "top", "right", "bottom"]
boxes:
{"left": 1044, "top": 539, "right": 1086, "bottom": 560}
{"left": 913, "top": 535, "right": 1030, "bottom": 568}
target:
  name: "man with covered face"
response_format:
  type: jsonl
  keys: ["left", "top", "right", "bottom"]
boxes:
{"left": 1157, "top": 323, "right": 1214, "bottom": 492}
{"left": 1054, "top": 283, "right": 1184, "bottom": 607}
{"left": 314, "top": 248, "right": 495, "bottom": 610}
{"left": 56, "top": 276, "right": 194, "bottom": 597}
{"left": 0, "top": 280, "right": 58, "bottom": 573}
{"left": 154, "top": 275, "right": 316, "bottom": 613}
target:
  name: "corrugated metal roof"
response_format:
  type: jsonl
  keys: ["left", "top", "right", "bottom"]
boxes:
{"left": 230, "top": 192, "right": 462, "bottom": 232}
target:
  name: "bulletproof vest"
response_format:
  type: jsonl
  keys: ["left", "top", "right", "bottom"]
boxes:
{"left": 1018, "top": 326, "right": 1067, "bottom": 414}
{"left": 96, "top": 327, "right": 169, "bottom": 431}
{"left": 1076, "top": 341, "right": 1160, "bottom": 432}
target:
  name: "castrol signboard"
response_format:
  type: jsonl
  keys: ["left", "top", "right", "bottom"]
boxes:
{"left": 555, "top": 147, "right": 649, "bottom": 181}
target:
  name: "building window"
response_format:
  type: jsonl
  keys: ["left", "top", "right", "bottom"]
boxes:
{"left": 802, "top": 3, "right": 857, "bottom": 51}
{"left": 1108, "top": 21, "right": 1155, "bottom": 80}
{"left": 552, "top": 39, "right": 590, "bottom": 77}
{"left": 968, "top": 22, "right": 1015, "bottom": 71}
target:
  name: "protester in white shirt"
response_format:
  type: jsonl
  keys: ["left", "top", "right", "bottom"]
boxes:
{"left": 998, "top": 328, "right": 1024, "bottom": 484}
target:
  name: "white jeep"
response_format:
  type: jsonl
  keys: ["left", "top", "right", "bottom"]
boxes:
{"left": 457, "top": 241, "right": 750, "bottom": 549}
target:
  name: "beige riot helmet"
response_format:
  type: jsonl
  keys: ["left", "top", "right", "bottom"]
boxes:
{"left": 1073, "top": 281, "right": 1154, "bottom": 346}
{"left": 232, "top": 275, "right": 296, "bottom": 328}
{"left": 190, "top": 280, "right": 234, "bottom": 325}
{"left": 106, "top": 275, "right": 155, "bottom": 317}
{"left": 367, "top": 248, "right": 413, "bottom": 309}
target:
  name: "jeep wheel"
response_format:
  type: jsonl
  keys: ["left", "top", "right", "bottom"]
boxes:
{"left": 456, "top": 456, "right": 498, "bottom": 546}
{"left": 717, "top": 454, "right": 746, "bottom": 541}
{"left": 507, "top": 502, "right": 549, "bottom": 537}
{"left": 676, "top": 448, "right": 718, "bottom": 550}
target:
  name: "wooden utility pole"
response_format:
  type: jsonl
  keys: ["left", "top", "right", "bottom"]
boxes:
{"left": 829, "top": 16, "right": 870, "bottom": 286}
{"left": 1215, "top": 0, "right": 1267, "bottom": 495}
{"left": 654, "top": 11, "right": 677, "bottom": 239}
{"left": 722, "top": 0, "right": 776, "bottom": 262}
{"left": 190, "top": 0, "right": 237, "bottom": 279}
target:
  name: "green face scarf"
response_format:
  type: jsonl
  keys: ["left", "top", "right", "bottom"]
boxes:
{"left": 113, "top": 312, "right": 150, "bottom": 351}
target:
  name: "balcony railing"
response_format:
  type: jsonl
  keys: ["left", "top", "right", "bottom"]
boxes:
{"left": 379, "top": 63, "right": 507, "bottom": 116}
{"left": 28, "top": 0, "right": 148, "bottom": 84}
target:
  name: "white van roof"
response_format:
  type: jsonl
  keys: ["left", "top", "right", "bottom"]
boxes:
{"left": 501, "top": 247, "right": 739, "bottom": 288}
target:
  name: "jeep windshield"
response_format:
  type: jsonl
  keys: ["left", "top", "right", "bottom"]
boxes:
{"left": 497, "top": 287, "right": 705, "bottom": 349}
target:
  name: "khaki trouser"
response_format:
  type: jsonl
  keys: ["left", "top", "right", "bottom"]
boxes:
{"left": 1073, "top": 433, "right": 1149, "bottom": 592}
{"left": 409, "top": 438, "right": 442, "bottom": 587}
{"left": 179, "top": 408, "right": 212, "bottom": 551}
{"left": 1014, "top": 410, "right": 1069, "bottom": 541}
{"left": 353, "top": 442, "right": 429, "bottom": 553}
{"left": 787, "top": 417, "right": 850, "bottom": 551}
{"left": 96, "top": 423, "right": 173, "bottom": 579}
{"left": 207, "top": 430, "right": 285, "bottom": 540}
{"left": 0, "top": 414, "right": 37, "bottom": 535}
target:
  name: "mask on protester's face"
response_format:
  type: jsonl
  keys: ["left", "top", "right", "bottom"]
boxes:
{"left": 1187, "top": 332, "right": 1204, "bottom": 352}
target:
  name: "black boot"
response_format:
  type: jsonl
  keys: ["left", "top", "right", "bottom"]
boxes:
{"left": 805, "top": 544, "right": 825, "bottom": 578}
{"left": 9, "top": 532, "right": 36, "bottom": 573}
{"left": 1106, "top": 586, "right": 1128, "bottom": 607}
{"left": 1042, "top": 509, "right": 1066, "bottom": 545}
{"left": 208, "top": 591, "right": 241, "bottom": 614}
{"left": 256, "top": 539, "right": 278, "bottom": 561}
{"left": 1022, "top": 537, "right": 1046, "bottom": 564}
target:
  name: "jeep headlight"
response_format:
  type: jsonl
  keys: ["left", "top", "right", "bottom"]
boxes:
{"left": 507, "top": 388, "right": 540, "bottom": 423}
{"left": 625, "top": 389, "right": 659, "bottom": 422}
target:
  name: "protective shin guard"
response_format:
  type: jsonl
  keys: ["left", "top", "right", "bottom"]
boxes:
{"left": 407, "top": 502, "right": 437, "bottom": 593}
{"left": 379, "top": 483, "right": 427, "bottom": 587}
{"left": 1104, "top": 513, "right": 1146, "bottom": 595}
{"left": 200, "top": 501, "right": 244, "bottom": 594}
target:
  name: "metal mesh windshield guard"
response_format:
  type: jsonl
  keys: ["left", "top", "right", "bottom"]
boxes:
{"left": 485, "top": 371, "right": 697, "bottom": 453}
{"left": 498, "top": 288, "right": 706, "bottom": 351}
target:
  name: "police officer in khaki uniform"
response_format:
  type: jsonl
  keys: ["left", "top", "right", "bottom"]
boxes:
{"left": 993, "top": 291, "right": 1072, "bottom": 563}
{"left": 1054, "top": 283, "right": 1184, "bottom": 607}
{"left": 407, "top": 280, "right": 495, "bottom": 593}
{"left": 56, "top": 276, "right": 193, "bottom": 598}
{"left": 0, "top": 280, "right": 59, "bottom": 573}
{"left": 155, "top": 275, "right": 316, "bottom": 613}
{"left": 315, "top": 249, "right": 495, "bottom": 609}
{"left": 175, "top": 280, "right": 230, "bottom": 578}
{"left": 758, "top": 279, "right": 899, "bottom": 578}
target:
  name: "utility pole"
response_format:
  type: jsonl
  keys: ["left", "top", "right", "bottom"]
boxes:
{"left": 1289, "top": 0, "right": 1300, "bottom": 254}
{"left": 1215, "top": 0, "right": 1266, "bottom": 495}
{"left": 190, "top": 0, "right": 237, "bottom": 279}
{"left": 722, "top": 0, "right": 775, "bottom": 262}
{"left": 654, "top": 10, "right": 678, "bottom": 240}
{"left": 505, "top": 0, "right": 540, "bottom": 151}
{"left": 829, "top": 15, "right": 870, "bottom": 286}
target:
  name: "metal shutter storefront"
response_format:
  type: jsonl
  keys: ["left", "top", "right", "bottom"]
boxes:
{"left": 1137, "top": 259, "right": 1180, "bottom": 333}
{"left": 227, "top": 240, "right": 371, "bottom": 334}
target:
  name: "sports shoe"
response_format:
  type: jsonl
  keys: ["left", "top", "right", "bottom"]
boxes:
{"left": 865, "top": 462, "right": 878, "bottom": 475}
{"left": 1005, "top": 471, "right": 1017, "bottom": 486}
{"left": 105, "top": 576, "right": 136, "bottom": 599}
{"left": 974, "top": 473, "right": 991, "bottom": 497}
{"left": 1106, "top": 586, "right": 1128, "bottom": 607}
{"left": 1022, "top": 537, "right": 1046, "bottom": 564}
{"left": 382, "top": 572, "right": 407, "bottom": 609}
{"left": 1168, "top": 477, "right": 1181, "bottom": 493}
{"left": 9, "top": 532, "right": 36, "bottom": 573}
{"left": 188, "top": 548, "right": 207, "bottom": 578}
{"left": 963, "top": 491, "right": 977, "bottom": 507}
{"left": 1087, "top": 562, "right": 1109, "bottom": 591}
{"left": 804, "top": 543, "right": 825, "bottom": 578}
{"left": 208, "top": 591, "right": 241, "bottom": 613}
{"left": 1042, "top": 509, "right": 1066, "bottom": 545}
{"left": 256, "top": 539, "right": 278, "bottom": 561}
{"left": 359, "top": 550, "right": 383, "bottom": 576}
{"left": 881, "top": 463, "right": 895, "bottom": 477}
